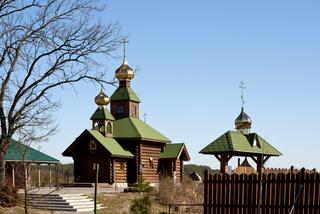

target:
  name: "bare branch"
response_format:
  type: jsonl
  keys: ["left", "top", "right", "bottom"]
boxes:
{"left": 0, "top": 0, "right": 124, "bottom": 188}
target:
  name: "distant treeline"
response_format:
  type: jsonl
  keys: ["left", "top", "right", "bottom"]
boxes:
{"left": 58, "top": 163, "right": 217, "bottom": 180}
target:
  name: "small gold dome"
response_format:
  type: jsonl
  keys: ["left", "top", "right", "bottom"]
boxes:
{"left": 235, "top": 107, "right": 252, "bottom": 130}
{"left": 94, "top": 89, "right": 110, "bottom": 106}
{"left": 115, "top": 59, "right": 135, "bottom": 81}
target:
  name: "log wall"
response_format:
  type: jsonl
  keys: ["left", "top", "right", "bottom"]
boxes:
{"left": 113, "top": 159, "right": 127, "bottom": 183}
{"left": 140, "top": 142, "right": 163, "bottom": 183}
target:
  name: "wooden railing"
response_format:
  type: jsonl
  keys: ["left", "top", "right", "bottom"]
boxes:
{"left": 204, "top": 168, "right": 320, "bottom": 214}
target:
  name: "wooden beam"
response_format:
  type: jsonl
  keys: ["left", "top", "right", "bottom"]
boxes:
{"left": 226, "top": 155, "right": 233, "bottom": 162}
{"left": 214, "top": 154, "right": 221, "bottom": 162}
{"left": 250, "top": 156, "right": 257, "bottom": 164}
{"left": 263, "top": 155, "right": 270, "bottom": 164}
{"left": 37, "top": 164, "right": 41, "bottom": 188}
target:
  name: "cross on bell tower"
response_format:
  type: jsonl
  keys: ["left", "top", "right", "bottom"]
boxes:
{"left": 120, "top": 38, "right": 129, "bottom": 64}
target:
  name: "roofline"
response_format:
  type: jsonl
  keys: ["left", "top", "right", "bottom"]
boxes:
{"left": 199, "top": 151, "right": 282, "bottom": 156}
{"left": 114, "top": 137, "right": 170, "bottom": 143}
{"left": 110, "top": 98, "right": 141, "bottom": 103}
{"left": 5, "top": 160, "right": 60, "bottom": 164}
{"left": 177, "top": 144, "right": 190, "bottom": 161}
{"left": 111, "top": 155, "right": 134, "bottom": 159}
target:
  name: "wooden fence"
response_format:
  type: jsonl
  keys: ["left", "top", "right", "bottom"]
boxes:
{"left": 204, "top": 168, "right": 320, "bottom": 214}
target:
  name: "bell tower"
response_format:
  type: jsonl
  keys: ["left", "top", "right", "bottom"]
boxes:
{"left": 110, "top": 39, "right": 141, "bottom": 119}
{"left": 90, "top": 89, "right": 114, "bottom": 137}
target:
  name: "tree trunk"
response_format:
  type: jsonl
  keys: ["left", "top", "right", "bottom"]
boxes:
{"left": 0, "top": 151, "right": 6, "bottom": 189}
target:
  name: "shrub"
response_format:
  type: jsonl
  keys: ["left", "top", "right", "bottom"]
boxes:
{"left": 0, "top": 180, "right": 19, "bottom": 207}
{"left": 130, "top": 196, "right": 152, "bottom": 214}
{"left": 131, "top": 176, "right": 154, "bottom": 193}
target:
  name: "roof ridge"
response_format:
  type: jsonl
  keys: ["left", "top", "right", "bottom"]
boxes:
{"left": 128, "top": 117, "right": 142, "bottom": 138}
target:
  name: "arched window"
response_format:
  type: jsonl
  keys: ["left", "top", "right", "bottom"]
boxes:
{"left": 107, "top": 122, "right": 112, "bottom": 134}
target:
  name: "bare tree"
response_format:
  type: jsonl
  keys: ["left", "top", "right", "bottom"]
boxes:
{"left": 0, "top": 0, "right": 123, "bottom": 189}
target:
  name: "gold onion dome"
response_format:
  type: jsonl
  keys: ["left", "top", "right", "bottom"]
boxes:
{"left": 115, "top": 58, "right": 135, "bottom": 81}
{"left": 235, "top": 107, "right": 252, "bottom": 130}
{"left": 94, "top": 89, "right": 110, "bottom": 106}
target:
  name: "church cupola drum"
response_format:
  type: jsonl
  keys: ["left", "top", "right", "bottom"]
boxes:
{"left": 91, "top": 89, "right": 114, "bottom": 137}
{"left": 110, "top": 39, "right": 141, "bottom": 119}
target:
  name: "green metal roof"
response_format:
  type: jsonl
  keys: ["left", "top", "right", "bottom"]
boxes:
{"left": 160, "top": 143, "right": 190, "bottom": 160}
{"left": 113, "top": 117, "right": 170, "bottom": 143}
{"left": 199, "top": 130, "right": 282, "bottom": 156}
{"left": 110, "top": 86, "right": 141, "bottom": 103}
{"left": 5, "top": 140, "right": 59, "bottom": 163}
{"left": 90, "top": 107, "right": 114, "bottom": 121}
{"left": 62, "top": 129, "right": 133, "bottom": 158}
{"left": 88, "top": 129, "right": 133, "bottom": 158}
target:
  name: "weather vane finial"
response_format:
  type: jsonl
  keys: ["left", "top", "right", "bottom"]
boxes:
{"left": 120, "top": 38, "right": 129, "bottom": 62}
{"left": 143, "top": 113, "right": 147, "bottom": 123}
{"left": 239, "top": 80, "right": 246, "bottom": 108}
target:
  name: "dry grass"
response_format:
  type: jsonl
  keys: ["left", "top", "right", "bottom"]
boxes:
{"left": 95, "top": 192, "right": 141, "bottom": 214}
{"left": 157, "top": 178, "right": 203, "bottom": 204}
{"left": 0, "top": 206, "right": 52, "bottom": 214}
{"left": 1, "top": 180, "right": 204, "bottom": 214}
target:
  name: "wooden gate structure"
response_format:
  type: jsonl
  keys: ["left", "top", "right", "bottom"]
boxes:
{"left": 203, "top": 168, "right": 320, "bottom": 214}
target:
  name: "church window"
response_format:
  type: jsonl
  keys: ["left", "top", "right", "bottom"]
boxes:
{"left": 116, "top": 106, "right": 124, "bottom": 113}
{"left": 131, "top": 105, "right": 137, "bottom": 117}
{"left": 149, "top": 158, "right": 154, "bottom": 168}
{"left": 89, "top": 140, "right": 96, "bottom": 150}
{"left": 107, "top": 122, "right": 112, "bottom": 134}
{"left": 120, "top": 162, "right": 125, "bottom": 170}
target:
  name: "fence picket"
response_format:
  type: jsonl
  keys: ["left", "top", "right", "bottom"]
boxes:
{"left": 203, "top": 168, "right": 320, "bottom": 214}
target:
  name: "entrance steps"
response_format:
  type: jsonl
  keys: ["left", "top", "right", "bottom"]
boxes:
{"left": 26, "top": 193, "right": 103, "bottom": 212}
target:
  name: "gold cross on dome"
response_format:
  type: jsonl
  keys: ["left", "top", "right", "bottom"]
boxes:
{"left": 120, "top": 38, "right": 129, "bottom": 59}
{"left": 239, "top": 80, "right": 246, "bottom": 107}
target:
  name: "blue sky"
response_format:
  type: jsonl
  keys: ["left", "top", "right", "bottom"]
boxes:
{"left": 41, "top": 1, "right": 320, "bottom": 170}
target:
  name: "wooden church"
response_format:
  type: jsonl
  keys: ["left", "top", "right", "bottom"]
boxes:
{"left": 62, "top": 49, "right": 190, "bottom": 186}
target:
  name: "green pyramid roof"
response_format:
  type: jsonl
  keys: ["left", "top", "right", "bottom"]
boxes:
{"left": 110, "top": 86, "right": 141, "bottom": 103}
{"left": 200, "top": 130, "right": 282, "bottom": 156}
{"left": 160, "top": 143, "right": 190, "bottom": 160}
{"left": 113, "top": 117, "right": 170, "bottom": 143}
{"left": 90, "top": 107, "right": 114, "bottom": 121}
{"left": 62, "top": 129, "right": 133, "bottom": 158}
{"left": 5, "top": 139, "right": 59, "bottom": 163}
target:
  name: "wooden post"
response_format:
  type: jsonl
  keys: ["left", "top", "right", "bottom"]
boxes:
{"left": 257, "top": 155, "right": 264, "bottom": 175}
{"left": 11, "top": 163, "right": 15, "bottom": 188}
{"left": 49, "top": 164, "right": 52, "bottom": 189}
{"left": 55, "top": 164, "right": 59, "bottom": 188}
{"left": 219, "top": 155, "right": 232, "bottom": 174}
{"left": 37, "top": 164, "right": 41, "bottom": 188}
{"left": 93, "top": 163, "right": 99, "bottom": 214}
{"left": 257, "top": 154, "right": 264, "bottom": 214}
